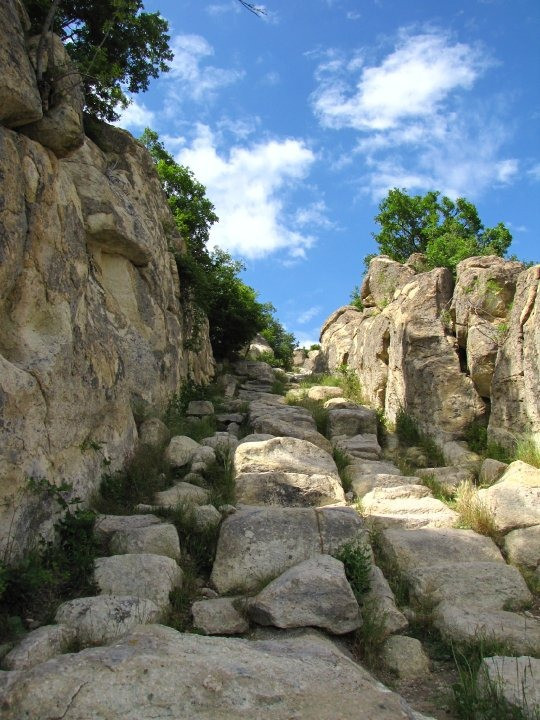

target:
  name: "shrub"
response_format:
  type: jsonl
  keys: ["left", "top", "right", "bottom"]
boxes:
{"left": 395, "top": 407, "right": 421, "bottom": 445}
{"left": 333, "top": 538, "right": 372, "bottom": 601}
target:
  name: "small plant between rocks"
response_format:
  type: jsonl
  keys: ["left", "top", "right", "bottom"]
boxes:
{"left": 454, "top": 480, "right": 498, "bottom": 539}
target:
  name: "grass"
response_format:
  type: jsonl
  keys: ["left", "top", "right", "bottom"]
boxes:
{"left": 296, "top": 366, "right": 364, "bottom": 404}
{"left": 157, "top": 502, "right": 219, "bottom": 574}
{"left": 454, "top": 480, "right": 498, "bottom": 538}
{"left": 286, "top": 395, "right": 329, "bottom": 436}
{"left": 333, "top": 447, "right": 352, "bottom": 492}
{"left": 421, "top": 473, "right": 456, "bottom": 502}
{"left": 353, "top": 600, "right": 388, "bottom": 668}
{"left": 464, "top": 422, "right": 513, "bottom": 463}
{"left": 271, "top": 375, "right": 288, "bottom": 396}
{"left": 514, "top": 436, "right": 540, "bottom": 468}
{"left": 166, "top": 414, "right": 218, "bottom": 443}
{"left": 206, "top": 447, "right": 236, "bottom": 507}
{"left": 166, "top": 563, "right": 200, "bottom": 632}
{"left": 369, "top": 527, "right": 409, "bottom": 608}
{"left": 395, "top": 407, "right": 445, "bottom": 467}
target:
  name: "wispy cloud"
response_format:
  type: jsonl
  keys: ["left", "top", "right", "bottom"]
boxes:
{"left": 297, "top": 306, "right": 322, "bottom": 324}
{"left": 310, "top": 29, "right": 517, "bottom": 199}
{"left": 115, "top": 98, "right": 155, "bottom": 130}
{"left": 294, "top": 201, "right": 334, "bottom": 229}
{"left": 528, "top": 163, "right": 540, "bottom": 181}
{"left": 205, "top": 2, "right": 241, "bottom": 16}
{"left": 174, "top": 124, "right": 316, "bottom": 260}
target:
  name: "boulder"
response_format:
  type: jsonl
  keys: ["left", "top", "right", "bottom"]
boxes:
{"left": 348, "top": 460, "right": 402, "bottom": 476}
{"left": 362, "top": 566, "right": 408, "bottom": 637}
{"left": 154, "top": 482, "right": 209, "bottom": 509}
{"left": 416, "top": 467, "right": 474, "bottom": 492}
{"left": 434, "top": 604, "right": 540, "bottom": 656}
{"left": 109, "top": 523, "right": 181, "bottom": 561}
{"left": 210, "top": 506, "right": 366, "bottom": 595}
{"left": 479, "top": 458, "right": 508, "bottom": 486}
{"left": 360, "top": 256, "right": 416, "bottom": 309}
{"left": 478, "top": 656, "right": 540, "bottom": 718}
{"left": 235, "top": 471, "right": 345, "bottom": 507}
{"left": 306, "top": 385, "right": 343, "bottom": 401}
{"left": 249, "top": 333, "right": 274, "bottom": 358}
{"left": 323, "top": 397, "right": 359, "bottom": 409}
{"left": 94, "top": 553, "right": 183, "bottom": 613}
{"left": 165, "top": 436, "right": 200, "bottom": 467}
{"left": 201, "top": 433, "right": 239, "bottom": 454}
{"left": 138, "top": 418, "right": 170, "bottom": 448}
{"left": 0, "top": 0, "right": 42, "bottom": 128}
{"left": 328, "top": 407, "right": 378, "bottom": 437}
{"left": 55, "top": 595, "right": 160, "bottom": 644}
{"left": 489, "top": 265, "right": 540, "bottom": 447}
{"left": 380, "top": 636, "right": 430, "bottom": 680}
{"left": 192, "top": 504, "right": 222, "bottom": 531}
{"left": 192, "top": 598, "right": 249, "bottom": 635}
{"left": 334, "top": 433, "right": 381, "bottom": 460}
{"left": 2, "top": 624, "right": 75, "bottom": 671}
{"left": 0, "top": 624, "right": 434, "bottom": 720}
{"left": 442, "top": 441, "right": 482, "bottom": 472}
{"left": 246, "top": 555, "right": 361, "bottom": 635}
{"left": 504, "top": 525, "right": 540, "bottom": 569}
{"left": 94, "top": 514, "right": 162, "bottom": 545}
{"left": 361, "top": 485, "right": 458, "bottom": 529}
{"left": 234, "top": 436, "right": 338, "bottom": 478}
{"left": 351, "top": 473, "right": 420, "bottom": 499}
{"left": 378, "top": 527, "right": 504, "bottom": 574}
{"left": 187, "top": 400, "right": 214, "bottom": 416}
{"left": 478, "top": 461, "right": 540, "bottom": 532}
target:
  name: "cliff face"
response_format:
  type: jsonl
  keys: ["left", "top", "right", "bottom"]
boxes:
{"left": 320, "top": 255, "right": 539, "bottom": 447}
{"left": 0, "top": 2, "right": 214, "bottom": 556}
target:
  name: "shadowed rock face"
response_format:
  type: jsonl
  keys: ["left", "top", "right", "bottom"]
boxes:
{"left": 0, "top": 5, "right": 214, "bottom": 556}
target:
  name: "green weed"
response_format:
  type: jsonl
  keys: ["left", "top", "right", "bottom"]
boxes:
{"left": 333, "top": 537, "right": 372, "bottom": 601}
{"left": 514, "top": 436, "right": 540, "bottom": 469}
{"left": 286, "top": 395, "right": 329, "bottom": 437}
{"left": 353, "top": 600, "right": 388, "bottom": 668}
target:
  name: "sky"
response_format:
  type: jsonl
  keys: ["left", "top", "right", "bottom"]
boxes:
{"left": 117, "top": 0, "right": 540, "bottom": 347}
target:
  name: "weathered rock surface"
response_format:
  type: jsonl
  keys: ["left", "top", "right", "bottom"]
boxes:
{"left": 210, "top": 506, "right": 366, "bottom": 594}
{"left": 442, "top": 441, "right": 482, "bottom": 472}
{"left": 94, "top": 554, "right": 183, "bottom": 613}
{"left": 478, "top": 656, "right": 540, "bottom": 718}
{"left": 416, "top": 466, "right": 474, "bottom": 492}
{"left": 235, "top": 470, "right": 345, "bottom": 507}
{"left": 334, "top": 433, "right": 381, "bottom": 460}
{"left": 234, "top": 436, "right": 338, "bottom": 478}
{"left": 479, "top": 458, "right": 508, "bottom": 486}
{"left": 362, "top": 485, "right": 458, "bottom": 529}
{"left": 109, "top": 523, "right": 181, "bottom": 561}
{"left": 0, "top": 625, "right": 432, "bottom": 719}
{"left": 94, "top": 514, "right": 162, "bottom": 545}
{"left": 504, "top": 525, "right": 540, "bottom": 569}
{"left": 138, "top": 417, "right": 170, "bottom": 448}
{"left": 360, "top": 256, "right": 416, "bottom": 309}
{"left": 249, "top": 401, "right": 332, "bottom": 452}
{"left": 2, "top": 625, "right": 75, "bottom": 671}
{"left": 351, "top": 473, "right": 420, "bottom": 499}
{"left": 247, "top": 555, "right": 361, "bottom": 634}
{"left": 192, "top": 598, "right": 249, "bottom": 635}
{"left": 55, "top": 595, "right": 160, "bottom": 644}
{"left": 328, "top": 406, "right": 378, "bottom": 437}
{"left": 363, "top": 566, "right": 408, "bottom": 637}
{"left": 165, "top": 436, "right": 200, "bottom": 467}
{"left": 154, "top": 482, "right": 209, "bottom": 509}
{"left": 478, "top": 461, "right": 540, "bottom": 532}
{"left": 381, "top": 636, "right": 430, "bottom": 680}
{"left": 187, "top": 400, "right": 214, "bottom": 416}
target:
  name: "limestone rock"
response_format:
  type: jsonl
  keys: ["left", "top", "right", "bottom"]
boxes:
{"left": 306, "top": 385, "right": 343, "bottom": 401}
{"left": 187, "top": 400, "right": 214, "bottom": 416}
{"left": 378, "top": 527, "right": 504, "bottom": 574}
{"left": 165, "top": 436, "right": 200, "bottom": 467}
{"left": 193, "top": 504, "right": 222, "bottom": 531}
{"left": 478, "top": 461, "right": 540, "bottom": 532}
{"left": 210, "top": 506, "right": 366, "bottom": 594}
{"left": 0, "top": 0, "right": 42, "bottom": 128}
{"left": 154, "top": 482, "right": 209, "bottom": 509}
{"left": 434, "top": 604, "right": 540, "bottom": 656}
{"left": 192, "top": 598, "right": 249, "bottom": 635}
{"left": 360, "top": 256, "right": 416, "bottom": 309}
{"left": 247, "top": 555, "right": 361, "bottom": 634}
{"left": 351, "top": 473, "right": 420, "bottom": 499}
{"left": 362, "top": 485, "right": 458, "bottom": 529}
{"left": 504, "top": 525, "right": 540, "bottom": 569}
{"left": 94, "top": 514, "right": 162, "bottom": 545}
{"left": 139, "top": 418, "right": 170, "bottom": 448}
{"left": 238, "top": 433, "right": 275, "bottom": 444}
{"left": 2, "top": 625, "right": 75, "bottom": 671}
{"left": 363, "top": 566, "right": 408, "bottom": 637}
{"left": 478, "top": 656, "right": 540, "bottom": 718}
{"left": 417, "top": 466, "right": 474, "bottom": 492}
{"left": 55, "top": 595, "right": 160, "bottom": 644}
{"left": 201, "top": 433, "right": 239, "bottom": 454}
{"left": 335, "top": 433, "right": 381, "bottom": 460}
{"left": 442, "top": 441, "right": 482, "bottom": 472}
{"left": 109, "top": 523, "right": 181, "bottom": 561}
{"left": 328, "top": 406, "right": 378, "bottom": 437}
{"left": 348, "top": 460, "right": 402, "bottom": 476}
{"left": 249, "top": 333, "right": 274, "bottom": 358}
{"left": 479, "top": 458, "right": 508, "bottom": 486}
{"left": 235, "top": 471, "right": 345, "bottom": 507}
{"left": 94, "top": 553, "right": 183, "bottom": 613}
{"left": 323, "top": 397, "right": 359, "bottom": 409}
{"left": 489, "top": 265, "right": 540, "bottom": 447}
{"left": 0, "top": 624, "right": 433, "bottom": 720}
{"left": 234, "top": 436, "right": 338, "bottom": 478}
{"left": 381, "top": 636, "right": 430, "bottom": 680}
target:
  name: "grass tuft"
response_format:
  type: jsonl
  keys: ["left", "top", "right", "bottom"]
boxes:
{"left": 454, "top": 480, "right": 498, "bottom": 538}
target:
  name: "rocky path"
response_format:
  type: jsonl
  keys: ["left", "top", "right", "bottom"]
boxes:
{"left": 1, "top": 360, "right": 539, "bottom": 719}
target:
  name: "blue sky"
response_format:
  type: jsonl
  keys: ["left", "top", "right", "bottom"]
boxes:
{"left": 117, "top": 0, "right": 540, "bottom": 347}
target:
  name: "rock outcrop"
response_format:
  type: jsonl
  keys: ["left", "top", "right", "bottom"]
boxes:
{"left": 0, "top": 3, "right": 214, "bottom": 557}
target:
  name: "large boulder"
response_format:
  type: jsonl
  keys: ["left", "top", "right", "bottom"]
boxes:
{"left": 210, "top": 506, "right": 366, "bottom": 594}
{"left": 109, "top": 523, "right": 181, "bottom": 561}
{"left": 235, "top": 471, "right": 345, "bottom": 507}
{"left": 360, "top": 256, "right": 416, "bottom": 309}
{"left": 478, "top": 656, "right": 540, "bottom": 718}
{"left": 478, "top": 461, "right": 540, "bottom": 533}
{"left": 328, "top": 406, "right": 378, "bottom": 437}
{"left": 504, "top": 525, "right": 540, "bottom": 569}
{"left": 2, "top": 624, "right": 75, "bottom": 671}
{"left": 0, "top": 0, "right": 42, "bottom": 128}
{"left": 246, "top": 555, "right": 361, "bottom": 634}
{"left": 361, "top": 485, "right": 458, "bottom": 529}
{"left": 0, "top": 624, "right": 433, "bottom": 719}
{"left": 234, "top": 436, "right": 338, "bottom": 478}
{"left": 192, "top": 598, "right": 249, "bottom": 635}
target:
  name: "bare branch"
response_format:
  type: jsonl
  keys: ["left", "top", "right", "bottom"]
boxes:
{"left": 237, "top": 0, "right": 267, "bottom": 16}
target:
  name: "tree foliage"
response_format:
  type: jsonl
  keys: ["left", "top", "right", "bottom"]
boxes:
{"left": 259, "top": 308, "right": 296, "bottom": 370}
{"left": 24, "top": 0, "right": 173, "bottom": 121}
{"left": 141, "top": 128, "right": 293, "bottom": 360}
{"left": 372, "top": 189, "right": 512, "bottom": 272}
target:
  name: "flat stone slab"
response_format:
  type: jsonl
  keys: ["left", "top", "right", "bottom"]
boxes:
{"left": 504, "top": 525, "right": 540, "bottom": 569}
{"left": 154, "top": 482, "right": 209, "bottom": 509}
{"left": 55, "top": 595, "right": 160, "bottom": 644}
{"left": 94, "top": 514, "right": 162, "bottom": 544}
{"left": 328, "top": 407, "right": 378, "bottom": 437}
{"left": 306, "top": 386, "right": 343, "bottom": 401}
{"left": 247, "top": 555, "right": 361, "bottom": 635}
{"left": 416, "top": 467, "right": 474, "bottom": 492}
{"left": 478, "top": 656, "right": 540, "bottom": 718}
{"left": 94, "top": 553, "right": 183, "bottom": 613}
{"left": 379, "top": 527, "right": 504, "bottom": 574}
{"left": 192, "top": 598, "right": 249, "bottom": 635}
{"left": 334, "top": 433, "right": 381, "bottom": 460}
{"left": 351, "top": 473, "right": 421, "bottom": 498}
{"left": 234, "top": 436, "right": 338, "bottom": 478}
{"left": 362, "top": 485, "right": 458, "bottom": 529}
{"left": 0, "top": 624, "right": 434, "bottom": 720}
{"left": 434, "top": 603, "right": 540, "bottom": 656}
{"left": 2, "top": 625, "right": 76, "bottom": 671}
{"left": 348, "top": 460, "right": 402, "bottom": 476}
{"left": 235, "top": 471, "right": 345, "bottom": 507}
{"left": 109, "top": 523, "right": 181, "bottom": 561}
{"left": 407, "top": 562, "right": 532, "bottom": 611}
{"left": 478, "top": 461, "right": 540, "bottom": 532}
{"left": 210, "top": 506, "right": 366, "bottom": 595}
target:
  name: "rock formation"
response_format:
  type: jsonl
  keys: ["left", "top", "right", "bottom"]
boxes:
{"left": 0, "top": 2, "right": 214, "bottom": 557}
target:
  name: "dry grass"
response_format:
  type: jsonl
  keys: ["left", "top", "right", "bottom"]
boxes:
{"left": 454, "top": 480, "right": 497, "bottom": 538}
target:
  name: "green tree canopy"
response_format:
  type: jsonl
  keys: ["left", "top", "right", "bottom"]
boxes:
{"left": 372, "top": 189, "right": 512, "bottom": 272}
{"left": 24, "top": 0, "right": 173, "bottom": 121}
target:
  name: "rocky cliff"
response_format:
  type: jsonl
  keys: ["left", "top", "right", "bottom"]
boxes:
{"left": 0, "top": 1, "right": 214, "bottom": 557}
{"left": 320, "top": 254, "right": 539, "bottom": 447}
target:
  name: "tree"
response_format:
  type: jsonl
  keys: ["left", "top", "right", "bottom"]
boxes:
{"left": 259, "top": 307, "right": 296, "bottom": 370}
{"left": 372, "top": 189, "right": 512, "bottom": 272}
{"left": 24, "top": 0, "right": 173, "bottom": 121}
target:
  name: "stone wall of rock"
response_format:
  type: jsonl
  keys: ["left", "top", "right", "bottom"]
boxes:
{"left": 0, "top": 2, "right": 214, "bottom": 556}
{"left": 320, "top": 254, "right": 539, "bottom": 446}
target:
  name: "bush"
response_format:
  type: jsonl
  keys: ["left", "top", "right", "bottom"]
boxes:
{"left": 333, "top": 538, "right": 372, "bottom": 601}
{"left": 395, "top": 407, "right": 421, "bottom": 445}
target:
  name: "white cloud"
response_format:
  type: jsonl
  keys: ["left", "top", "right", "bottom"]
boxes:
{"left": 311, "top": 30, "right": 517, "bottom": 199}
{"left": 175, "top": 125, "right": 316, "bottom": 260}
{"left": 166, "top": 34, "right": 243, "bottom": 104}
{"left": 297, "top": 306, "right": 322, "bottom": 324}
{"left": 115, "top": 99, "right": 155, "bottom": 130}
{"left": 205, "top": 2, "right": 241, "bottom": 15}
{"left": 294, "top": 201, "right": 333, "bottom": 229}
{"left": 528, "top": 163, "right": 540, "bottom": 181}
{"left": 346, "top": 11, "right": 361, "bottom": 20}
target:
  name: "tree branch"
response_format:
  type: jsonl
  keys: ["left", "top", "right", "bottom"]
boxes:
{"left": 237, "top": 0, "right": 267, "bottom": 16}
